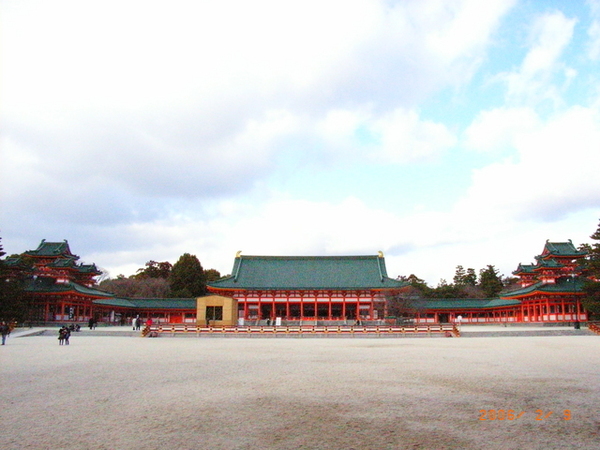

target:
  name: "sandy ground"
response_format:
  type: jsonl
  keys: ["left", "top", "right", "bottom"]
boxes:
{"left": 1, "top": 328, "right": 599, "bottom": 450}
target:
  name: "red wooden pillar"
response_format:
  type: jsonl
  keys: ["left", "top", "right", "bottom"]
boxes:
{"left": 257, "top": 293, "right": 262, "bottom": 321}
{"left": 328, "top": 292, "right": 332, "bottom": 320}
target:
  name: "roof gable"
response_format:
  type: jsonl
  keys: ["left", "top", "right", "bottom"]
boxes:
{"left": 209, "top": 254, "right": 407, "bottom": 290}
{"left": 541, "top": 240, "right": 586, "bottom": 258}
{"left": 26, "top": 240, "right": 78, "bottom": 260}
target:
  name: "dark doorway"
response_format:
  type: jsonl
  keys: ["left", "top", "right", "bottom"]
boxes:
{"left": 260, "top": 304, "right": 272, "bottom": 320}
{"left": 206, "top": 306, "right": 223, "bottom": 321}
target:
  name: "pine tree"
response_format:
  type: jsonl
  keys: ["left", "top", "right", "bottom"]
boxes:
{"left": 169, "top": 253, "right": 206, "bottom": 298}
{"left": 582, "top": 220, "right": 600, "bottom": 318}
{"left": 453, "top": 265, "right": 466, "bottom": 285}
{"left": 479, "top": 265, "right": 503, "bottom": 298}
{"left": 0, "top": 237, "right": 31, "bottom": 323}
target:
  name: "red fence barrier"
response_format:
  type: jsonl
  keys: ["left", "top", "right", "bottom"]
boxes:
{"left": 146, "top": 323, "right": 460, "bottom": 337}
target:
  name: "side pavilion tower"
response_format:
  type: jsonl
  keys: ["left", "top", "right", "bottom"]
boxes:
{"left": 501, "top": 240, "right": 588, "bottom": 323}
{"left": 19, "top": 240, "right": 113, "bottom": 323}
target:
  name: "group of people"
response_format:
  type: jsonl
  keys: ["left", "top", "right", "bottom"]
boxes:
{"left": 132, "top": 316, "right": 153, "bottom": 331}
{"left": 133, "top": 316, "right": 142, "bottom": 331}
{"left": 58, "top": 325, "right": 71, "bottom": 345}
{"left": 58, "top": 323, "right": 81, "bottom": 345}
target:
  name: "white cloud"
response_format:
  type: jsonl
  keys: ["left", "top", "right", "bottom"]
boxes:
{"left": 500, "top": 11, "right": 576, "bottom": 104}
{"left": 316, "top": 107, "right": 456, "bottom": 164}
{"left": 372, "top": 109, "right": 457, "bottom": 163}
{"left": 420, "top": 0, "right": 518, "bottom": 67}
{"left": 463, "top": 107, "right": 541, "bottom": 153}
{"left": 458, "top": 105, "right": 600, "bottom": 222}
{"left": 587, "top": 0, "right": 600, "bottom": 60}
{"left": 9, "top": 0, "right": 570, "bottom": 289}
{"left": 88, "top": 189, "right": 600, "bottom": 286}
{"left": 0, "top": 0, "right": 514, "bottom": 208}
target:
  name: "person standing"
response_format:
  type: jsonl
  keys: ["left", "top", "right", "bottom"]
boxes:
{"left": 1, "top": 322, "right": 9, "bottom": 345}
{"left": 58, "top": 326, "right": 66, "bottom": 345}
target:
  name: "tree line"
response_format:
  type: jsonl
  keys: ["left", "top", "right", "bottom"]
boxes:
{"left": 98, "top": 254, "right": 222, "bottom": 298}
{"left": 396, "top": 264, "right": 510, "bottom": 300}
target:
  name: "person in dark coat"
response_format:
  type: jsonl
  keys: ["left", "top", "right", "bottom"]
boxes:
{"left": 1, "top": 322, "right": 10, "bottom": 345}
{"left": 58, "top": 326, "right": 67, "bottom": 345}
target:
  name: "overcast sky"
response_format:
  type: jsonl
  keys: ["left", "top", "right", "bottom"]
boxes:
{"left": 2, "top": 0, "right": 600, "bottom": 285}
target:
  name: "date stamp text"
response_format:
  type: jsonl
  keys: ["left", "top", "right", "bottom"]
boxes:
{"left": 479, "top": 409, "right": 571, "bottom": 421}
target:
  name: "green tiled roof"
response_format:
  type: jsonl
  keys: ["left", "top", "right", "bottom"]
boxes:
{"left": 79, "top": 264, "right": 101, "bottom": 274}
{"left": 532, "top": 258, "right": 564, "bottom": 269}
{"left": 2, "top": 256, "right": 32, "bottom": 271}
{"left": 25, "top": 240, "right": 77, "bottom": 259}
{"left": 208, "top": 254, "right": 407, "bottom": 290}
{"left": 414, "top": 298, "right": 521, "bottom": 310}
{"left": 48, "top": 258, "right": 77, "bottom": 268}
{"left": 92, "top": 298, "right": 136, "bottom": 308}
{"left": 25, "top": 278, "right": 115, "bottom": 298}
{"left": 513, "top": 263, "right": 536, "bottom": 274}
{"left": 93, "top": 298, "right": 197, "bottom": 309}
{"left": 45, "top": 257, "right": 100, "bottom": 274}
{"left": 542, "top": 240, "right": 587, "bottom": 258}
{"left": 501, "top": 277, "right": 584, "bottom": 298}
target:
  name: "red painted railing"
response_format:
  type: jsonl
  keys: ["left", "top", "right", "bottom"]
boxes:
{"left": 146, "top": 323, "right": 460, "bottom": 337}
{"left": 588, "top": 322, "right": 600, "bottom": 335}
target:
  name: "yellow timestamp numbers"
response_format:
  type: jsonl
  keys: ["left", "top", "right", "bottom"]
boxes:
{"left": 479, "top": 409, "right": 571, "bottom": 421}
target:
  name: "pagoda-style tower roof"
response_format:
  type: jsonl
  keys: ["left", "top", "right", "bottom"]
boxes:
{"left": 24, "top": 239, "right": 78, "bottom": 260}
{"left": 513, "top": 263, "right": 536, "bottom": 275}
{"left": 208, "top": 253, "right": 407, "bottom": 291}
{"left": 532, "top": 257, "right": 564, "bottom": 271}
{"left": 505, "top": 240, "right": 588, "bottom": 294}
{"left": 45, "top": 258, "right": 101, "bottom": 275}
{"left": 540, "top": 240, "right": 587, "bottom": 260}
{"left": 502, "top": 277, "right": 584, "bottom": 299}
{"left": 20, "top": 239, "right": 102, "bottom": 285}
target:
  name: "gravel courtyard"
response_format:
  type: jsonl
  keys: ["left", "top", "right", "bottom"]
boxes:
{"left": 1, "top": 331, "right": 599, "bottom": 450}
